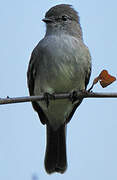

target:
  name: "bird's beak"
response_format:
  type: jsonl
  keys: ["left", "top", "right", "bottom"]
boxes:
{"left": 42, "top": 17, "right": 53, "bottom": 23}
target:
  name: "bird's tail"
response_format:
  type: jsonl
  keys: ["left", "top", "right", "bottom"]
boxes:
{"left": 44, "top": 123, "right": 67, "bottom": 174}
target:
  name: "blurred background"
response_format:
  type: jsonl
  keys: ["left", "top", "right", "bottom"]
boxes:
{"left": 0, "top": 0, "right": 117, "bottom": 179}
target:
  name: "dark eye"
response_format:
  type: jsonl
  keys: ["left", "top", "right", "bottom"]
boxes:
{"left": 62, "top": 15, "right": 68, "bottom": 21}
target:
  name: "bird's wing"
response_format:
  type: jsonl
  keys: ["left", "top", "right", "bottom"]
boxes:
{"left": 66, "top": 69, "right": 91, "bottom": 124}
{"left": 27, "top": 52, "right": 48, "bottom": 124}
{"left": 66, "top": 46, "right": 92, "bottom": 124}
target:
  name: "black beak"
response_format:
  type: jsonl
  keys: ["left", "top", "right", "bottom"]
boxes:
{"left": 42, "top": 17, "right": 53, "bottom": 23}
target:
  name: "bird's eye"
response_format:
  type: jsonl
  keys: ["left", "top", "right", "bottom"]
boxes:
{"left": 62, "top": 15, "right": 68, "bottom": 21}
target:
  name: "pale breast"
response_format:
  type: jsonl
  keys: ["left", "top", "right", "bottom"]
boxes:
{"left": 34, "top": 34, "right": 90, "bottom": 94}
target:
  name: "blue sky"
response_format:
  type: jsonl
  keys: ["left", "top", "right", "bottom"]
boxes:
{"left": 0, "top": 0, "right": 117, "bottom": 180}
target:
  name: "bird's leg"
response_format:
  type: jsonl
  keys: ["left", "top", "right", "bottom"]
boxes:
{"left": 43, "top": 92, "right": 55, "bottom": 108}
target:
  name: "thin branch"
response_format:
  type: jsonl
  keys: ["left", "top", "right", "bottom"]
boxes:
{"left": 0, "top": 91, "right": 117, "bottom": 105}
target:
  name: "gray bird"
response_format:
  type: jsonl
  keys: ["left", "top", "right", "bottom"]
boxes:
{"left": 27, "top": 4, "right": 91, "bottom": 174}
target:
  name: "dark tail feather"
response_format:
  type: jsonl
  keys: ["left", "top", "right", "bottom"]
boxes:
{"left": 44, "top": 124, "right": 67, "bottom": 174}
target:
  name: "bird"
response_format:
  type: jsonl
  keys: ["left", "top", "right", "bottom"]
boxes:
{"left": 27, "top": 4, "right": 91, "bottom": 174}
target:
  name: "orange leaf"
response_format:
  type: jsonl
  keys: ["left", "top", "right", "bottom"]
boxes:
{"left": 88, "top": 69, "right": 116, "bottom": 91}
{"left": 98, "top": 70, "right": 116, "bottom": 88}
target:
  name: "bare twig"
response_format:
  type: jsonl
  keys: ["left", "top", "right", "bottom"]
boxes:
{"left": 0, "top": 91, "right": 117, "bottom": 105}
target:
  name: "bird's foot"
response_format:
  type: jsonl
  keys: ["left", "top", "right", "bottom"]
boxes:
{"left": 69, "top": 90, "right": 78, "bottom": 104}
{"left": 69, "top": 89, "right": 88, "bottom": 103}
{"left": 44, "top": 93, "right": 55, "bottom": 108}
